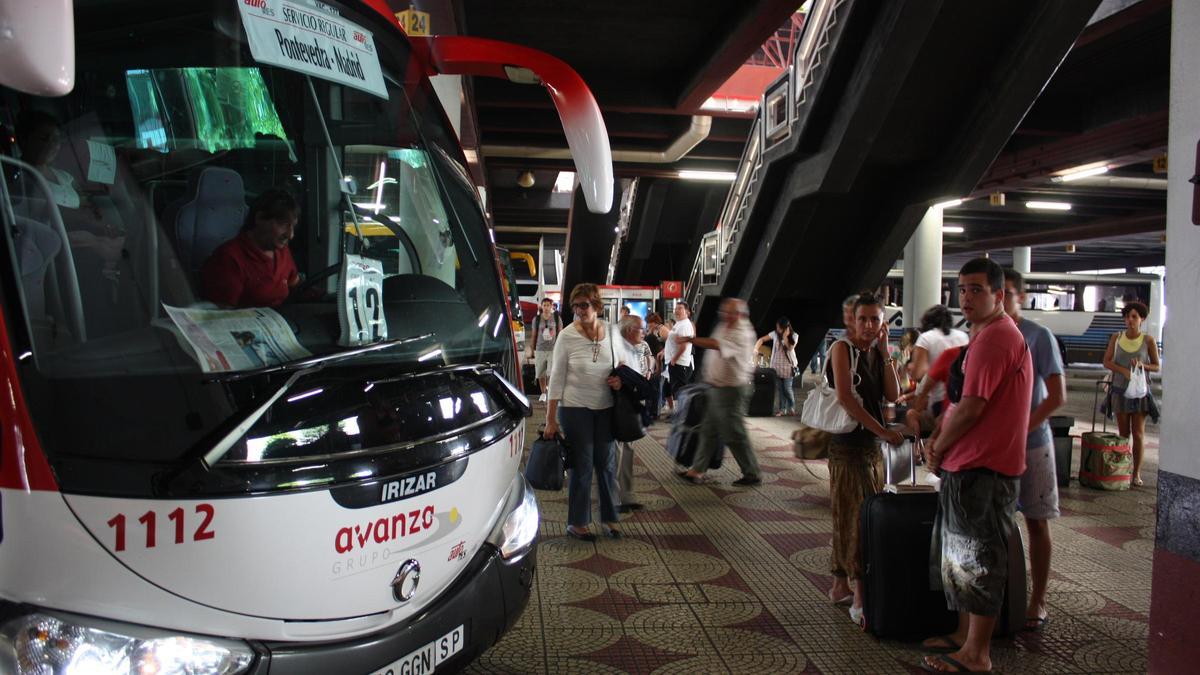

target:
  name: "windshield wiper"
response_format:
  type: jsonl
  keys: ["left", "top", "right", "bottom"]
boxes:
{"left": 163, "top": 357, "right": 526, "bottom": 495}
{"left": 204, "top": 333, "right": 434, "bottom": 383}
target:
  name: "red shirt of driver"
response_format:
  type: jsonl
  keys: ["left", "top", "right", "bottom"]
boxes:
{"left": 200, "top": 232, "right": 298, "bottom": 308}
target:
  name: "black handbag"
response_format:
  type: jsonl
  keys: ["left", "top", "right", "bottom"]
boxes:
{"left": 525, "top": 429, "right": 568, "bottom": 491}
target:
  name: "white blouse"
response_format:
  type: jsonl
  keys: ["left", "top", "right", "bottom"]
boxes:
{"left": 546, "top": 322, "right": 617, "bottom": 410}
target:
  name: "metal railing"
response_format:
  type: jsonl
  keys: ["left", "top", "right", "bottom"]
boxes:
{"left": 682, "top": 0, "right": 849, "bottom": 310}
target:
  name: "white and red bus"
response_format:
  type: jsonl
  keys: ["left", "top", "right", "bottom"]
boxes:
{"left": 0, "top": 0, "right": 611, "bottom": 672}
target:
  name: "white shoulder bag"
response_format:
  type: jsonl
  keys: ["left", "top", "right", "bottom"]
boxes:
{"left": 800, "top": 338, "right": 862, "bottom": 433}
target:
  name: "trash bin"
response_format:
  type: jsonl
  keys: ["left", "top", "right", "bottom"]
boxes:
{"left": 1049, "top": 415, "right": 1075, "bottom": 487}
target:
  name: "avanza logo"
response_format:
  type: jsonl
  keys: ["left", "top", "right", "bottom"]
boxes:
{"left": 243, "top": 0, "right": 267, "bottom": 8}
{"left": 334, "top": 505, "right": 434, "bottom": 554}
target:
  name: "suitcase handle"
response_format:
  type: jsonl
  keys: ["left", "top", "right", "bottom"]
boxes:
{"left": 1091, "top": 379, "right": 1110, "bottom": 433}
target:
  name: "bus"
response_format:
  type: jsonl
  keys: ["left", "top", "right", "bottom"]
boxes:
{"left": 883, "top": 270, "right": 1164, "bottom": 363}
{"left": 508, "top": 250, "right": 540, "bottom": 325}
{"left": 495, "top": 246, "right": 527, "bottom": 349}
{"left": 0, "top": 1, "right": 612, "bottom": 672}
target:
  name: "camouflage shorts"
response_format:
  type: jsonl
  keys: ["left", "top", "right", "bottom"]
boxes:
{"left": 930, "top": 469, "right": 1019, "bottom": 617}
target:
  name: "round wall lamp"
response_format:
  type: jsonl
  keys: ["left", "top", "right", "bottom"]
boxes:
{"left": 517, "top": 171, "right": 535, "bottom": 188}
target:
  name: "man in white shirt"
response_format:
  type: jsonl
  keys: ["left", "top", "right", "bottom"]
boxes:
{"left": 679, "top": 298, "right": 762, "bottom": 486}
{"left": 664, "top": 302, "right": 696, "bottom": 411}
{"left": 615, "top": 314, "right": 654, "bottom": 513}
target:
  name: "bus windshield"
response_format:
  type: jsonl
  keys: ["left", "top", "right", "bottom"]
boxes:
{"left": 0, "top": 0, "right": 512, "bottom": 470}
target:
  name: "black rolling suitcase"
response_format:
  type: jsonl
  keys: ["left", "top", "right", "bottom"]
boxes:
{"left": 861, "top": 437, "right": 1026, "bottom": 639}
{"left": 860, "top": 437, "right": 957, "bottom": 640}
{"left": 748, "top": 367, "right": 777, "bottom": 416}
{"left": 522, "top": 362, "right": 539, "bottom": 395}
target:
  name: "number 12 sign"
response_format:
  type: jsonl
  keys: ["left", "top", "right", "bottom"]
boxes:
{"left": 338, "top": 254, "right": 388, "bottom": 346}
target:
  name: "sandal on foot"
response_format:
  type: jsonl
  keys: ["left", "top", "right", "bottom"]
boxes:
{"left": 921, "top": 654, "right": 991, "bottom": 673}
{"left": 1022, "top": 615, "right": 1050, "bottom": 633}
{"left": 831, "top": 594, "right": 854, "bottom": 606}
{"left": 848, "top": 605, "right": 864, "bottom": 628}
{"left": 921, "top": 635, "right": 962, "bottom": 653}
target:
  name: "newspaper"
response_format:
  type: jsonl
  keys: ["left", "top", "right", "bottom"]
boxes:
{"left": 164, "top": 305, "right": 311, "bottom": 372}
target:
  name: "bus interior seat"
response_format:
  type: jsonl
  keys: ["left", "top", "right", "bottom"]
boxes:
{"left": 168, "top": 166, "right": 246, "bottom": 274}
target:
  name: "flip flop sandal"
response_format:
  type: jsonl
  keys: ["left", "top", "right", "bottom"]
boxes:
{"left": 921, "top": 654, "right": 992, "bottom": 673}
{"left": 831, "top": 594, "right": 854, "bottom": 606}
{"left": 921, "top": 636, "right": 962, "bottom": 653}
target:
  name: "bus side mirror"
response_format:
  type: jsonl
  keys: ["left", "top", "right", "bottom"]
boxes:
{"left": 411, "top": 35, "right": 613, "bottom": 215}
{"left": 0, "top": 0, "right": 77, "bottom": 96}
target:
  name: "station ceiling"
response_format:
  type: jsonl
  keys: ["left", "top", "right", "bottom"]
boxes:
{"left": 443, "top": 0, "right": 1168, "bottom": 275}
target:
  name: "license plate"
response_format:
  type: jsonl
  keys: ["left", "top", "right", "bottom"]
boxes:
{"left": 368, "top": 625, "right": 465, "bottom": 675}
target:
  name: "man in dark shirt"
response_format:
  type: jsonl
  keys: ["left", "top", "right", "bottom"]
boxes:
{"left": 201, "top": 188, "right": 300, "bottom": 308}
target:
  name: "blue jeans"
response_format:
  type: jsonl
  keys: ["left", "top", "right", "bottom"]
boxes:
{"left": 776, "top": 375, "right": 795, "bottom": 413}
{"left": 559, "top": 406, "right": 619, "bottom": 528}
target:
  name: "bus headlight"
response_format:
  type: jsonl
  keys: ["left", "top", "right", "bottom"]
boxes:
{"left": 487, "top": 475, "right": 539, "bottom": 559}
{"left": 1, "top": 611, "right": 254, "bottom": 675}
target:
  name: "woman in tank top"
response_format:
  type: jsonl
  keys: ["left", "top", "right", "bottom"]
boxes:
{"left": 1102, "top": 301, "right": 1160, "bottom": 487}
{"left": 823, "top": 292, "right": 904, "bottom": 625}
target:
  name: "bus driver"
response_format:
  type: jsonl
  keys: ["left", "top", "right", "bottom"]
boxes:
{"left": 201, "top": 188, "right": 301, "bottom": 308}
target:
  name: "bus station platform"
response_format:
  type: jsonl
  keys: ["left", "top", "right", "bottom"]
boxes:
{"left": 471, "top": 394, "right": 1156, "bottom": 674}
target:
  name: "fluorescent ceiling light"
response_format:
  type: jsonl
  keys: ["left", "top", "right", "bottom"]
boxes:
{"left": 1054, "top": 163, "right": 1107, "bottom": 182}
{"left": 1025, "top": 201, "right": 1072, "bottom": 211}
{"left": 933, "top": 199, "right": 963, "bottom": 210}
{"left": 1058, "top": 165, "right": 1108, "bottom": 182}
{"left": 942, "top": 225, "right": 964, "bottom": 233}
{"left": 677, "top": 170, "right": 736, "bottom": 182}
{"left": 553, "top": 171, "right": 576, "bottom": 193}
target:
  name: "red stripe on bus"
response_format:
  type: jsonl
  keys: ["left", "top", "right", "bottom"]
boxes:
{"left": 0, "top": 312, "right": 57, "bottom": 491}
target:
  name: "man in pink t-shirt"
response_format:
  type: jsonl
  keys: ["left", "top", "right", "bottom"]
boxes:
{"left": 920, "top": 258, "right": 1032, "bottom": 675}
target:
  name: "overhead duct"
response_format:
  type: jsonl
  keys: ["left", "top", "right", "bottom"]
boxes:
{"left": 482, "top": 115, "right": 712, "bottom": 163}
{"left": 1057, "top": 175, "right": 1168, "bottom": 190}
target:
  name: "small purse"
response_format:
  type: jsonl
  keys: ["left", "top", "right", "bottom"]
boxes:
{"left": 799, "top": 338, "right": 862, "bottom": 433}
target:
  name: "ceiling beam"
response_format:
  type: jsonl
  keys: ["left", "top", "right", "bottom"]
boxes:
{"left": 972, "top": 110, "right": 1167, "bottom": 194}
{"left": 943, "top": 213, "right": 1164, "bottom": 253}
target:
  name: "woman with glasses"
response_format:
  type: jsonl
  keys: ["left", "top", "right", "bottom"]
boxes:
{"left": 544, "top": 283, "right": 624, "bottom": 540}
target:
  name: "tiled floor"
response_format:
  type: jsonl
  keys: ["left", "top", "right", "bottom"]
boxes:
{"left": 470, "top": 388, "right": 1155, "bottom": 674}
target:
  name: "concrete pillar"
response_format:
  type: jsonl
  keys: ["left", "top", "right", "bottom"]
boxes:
{"left": 1013, "top": 246, "right": 1031, "bottom": 274}
{"left": 1150, "top": 1, "right": 1200, "bottom": 670}
{"left": 902, "top": 207, "right": 944, "bottom": 328}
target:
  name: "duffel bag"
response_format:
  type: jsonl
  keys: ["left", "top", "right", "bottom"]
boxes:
{"left": 525, "top": 433, "right": 568, "bottom": 491}
{"left": 1079, "top": 431, "right": 1132, "bottom": 491}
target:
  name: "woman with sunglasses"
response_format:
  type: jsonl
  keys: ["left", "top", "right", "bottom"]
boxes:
{"left": 544, "top": 283, "right": 624, "bottom": 541}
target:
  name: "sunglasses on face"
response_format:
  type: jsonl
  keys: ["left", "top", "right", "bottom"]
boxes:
{"left": 571, "top": 302, "right": 592, "bottom": 312}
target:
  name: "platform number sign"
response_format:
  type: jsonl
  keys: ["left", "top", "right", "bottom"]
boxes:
{"left": 396, "top": 9, "right": 430, "bottom": 36}
{"left": 338, "top": 254, "right": 388, "bottom": 346}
